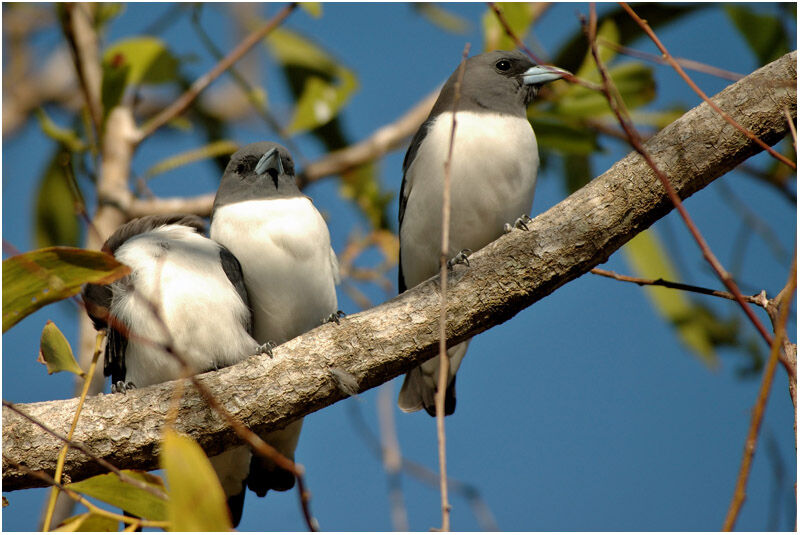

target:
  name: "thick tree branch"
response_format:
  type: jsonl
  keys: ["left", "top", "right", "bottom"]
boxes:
{"left": 3, "top": 51, "right": 795, "bottom": 492}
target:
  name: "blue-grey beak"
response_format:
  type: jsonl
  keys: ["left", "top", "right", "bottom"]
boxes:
{"left": 255, "top": 147, "right": 284, "bottom": 175}
{"left": 522, "top": 65, "right": 570, "bottom": 86}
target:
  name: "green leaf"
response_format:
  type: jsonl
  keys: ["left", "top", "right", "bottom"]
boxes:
{"left": 555, "top": 62, "right": 656, "bottom": 118}
{"left": 39, "top": 321, "right": 83, "bottom": 376}
{"left": 299, "top": 2, "right": 322, "bottom": 18}
{"left": 67, "top": 470, "right": 168, "bottom": 521}
{"left": 103, "top": 36, "right": 180, "bottom": 86}
{"left": 339, "top": 162, "right": 394, "bottom": 230}
{"left": 161, "top": 430, "right": 232, "bottom": 531}
{"left": 725, "top": 5, "right": 790, "bottom": 66}
{"left": 266, "top": 28, "right": 359, "bottom": 134}
{"left": 574, "top": 19, "right": 621, "bottom": 80}
{"left": 143, "top": 140, "right": 239, "bottom": 181}
{"left": 34, "top": 109, "right": 87, "bottom": 153}
{"left": 35, "top": 149, "right": 82, "bottom": 249}
{"left": 2, "top": 247, "right": 130, "bottom": 332}
{"left": 54, "top": 513, "right": 118, "bottom": 532}
{"left": 482, "top": 2, "right": 538, "bottom": 51}
{"left": 623, "top": 230, "right": 719, "bottom": 368}
{"left": 93, "top": 3, "right": 125, "bottom": 30}
{"left": 531, "top": 113, "right": 601, "bottom": 155}
{"left": 414, "top": 3, "right": 471, "bottom": 34}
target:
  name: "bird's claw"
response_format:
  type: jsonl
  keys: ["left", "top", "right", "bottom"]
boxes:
{"left": 256, "top": 341, "right": 277, "bottom": 358}
{"left": 324, "top": 310, "right": 346, "bottom": 325}
{"left": 111, "top": 381, "right": 135, "bottom": 394}
{"left": 446, "top": 249, "right": 472, "bottom": 270}
{"left": 504, "top": 214, "right": 532, "bottom": 233}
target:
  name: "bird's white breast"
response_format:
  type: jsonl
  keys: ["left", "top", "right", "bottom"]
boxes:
{"left": 210, "top": 197, "right": 339, "bottom": 345}
{"left": 111, "top": 225, "right": 258, "bottom": 387}
{"left": 400, "top": 110, "right": 539, "bottom": 288}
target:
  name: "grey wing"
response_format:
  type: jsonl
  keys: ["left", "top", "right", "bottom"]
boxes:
{"left": 218, "top": 245, "right": 254, "bottom": 336}
{"left": 398, "top": 118, "right": 433, "bottom": 294}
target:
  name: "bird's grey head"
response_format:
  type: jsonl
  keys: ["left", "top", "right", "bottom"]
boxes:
{"left": 212, "top": 142, "right": 300, "bottom": 212}
{"left": 433, "top": 50, "right": 569, "bottom": 117}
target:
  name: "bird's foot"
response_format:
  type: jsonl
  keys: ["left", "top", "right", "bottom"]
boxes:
{"left": 446, "top": 249, "right": 472, "bottom": 270}
{"left": 111, "top": 381, "right": 135, "bottom": 394}
{"left": 256, "top": 341, "right": 277, "bottom": 358}
{"left": 504, "top": 214, "right": 532, "bottom": 233}
{"left": 324, "top": 310, "right": 346, "bottom": 325}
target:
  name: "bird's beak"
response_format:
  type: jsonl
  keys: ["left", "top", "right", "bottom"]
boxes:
{"left": 255, "top": 147, "right": 284, "bottom": 175}
{"left": 522, "top": 65, "right": 570, "bottom": 86}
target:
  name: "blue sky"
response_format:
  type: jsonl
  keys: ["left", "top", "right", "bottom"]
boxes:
{"left": 2, "top": 3, "right": 796, "bottom": 531}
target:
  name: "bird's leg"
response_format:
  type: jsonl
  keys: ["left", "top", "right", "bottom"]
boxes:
{"left": 503, "top": 214, "right": 532, "bottom": 233}
{"left": 111, "top": 381, "right": 136, "bottom": 394}
{"left": 446, "top": 248, "right": 472, "bottom": 269}
{"left": 324, "top": 310, "right": 347, "bottom": 325}
{"left": 256, "top": 341, "right": 277, "bottom": 358}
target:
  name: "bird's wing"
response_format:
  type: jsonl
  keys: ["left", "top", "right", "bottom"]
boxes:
{"left": 218, "top": 245, "right": 254, "bottom": 336}
{"left": 398, "top": 117, "right": 434, "bottom": 293}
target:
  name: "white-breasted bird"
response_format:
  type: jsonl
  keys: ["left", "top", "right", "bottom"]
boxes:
{"left": 82, "top": 214, "right": 261, "bottom": 526}
{"left": 397, "top": 50, "right": 568, "bottom": 416}
{"left": 209, "top": 142, "right": 340, "bottom": 497}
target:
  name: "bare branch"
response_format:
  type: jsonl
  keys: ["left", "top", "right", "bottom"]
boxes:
{"left": 3, "top": 50, "right": 796, "bottom": 492}
{"left": 722, "top": 252, "right": 796, "bottom": 531}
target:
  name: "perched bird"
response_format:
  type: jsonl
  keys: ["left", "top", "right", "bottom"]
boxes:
{"left": 210, "top": 142, "right": 340, "bottom": 497}
{"left": 82, "top": 214, "right": 261, "bottom": 526}
{"left": 397, "top": 50, "right": 568, "bottom": 416}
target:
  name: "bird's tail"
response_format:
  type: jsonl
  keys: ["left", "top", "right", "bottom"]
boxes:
{"left": 208, "top": 445, "right": 251, "bottom": 527}
{"left": 246, "top": 419, "right": 303, "bottom": 497}
{"left": 397, "top": 340, "right": 470, "bottom": 416}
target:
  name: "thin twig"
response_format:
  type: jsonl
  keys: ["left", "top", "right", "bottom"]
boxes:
{"left": 590, "top": 268, "right": 768, "bottom": 306}
{"left": 42, "top": 332, "right": 104, "bottom": 531}
{"left": 619, "top": 2, "right": 796, "bottom": 171}
{"left": 2, "top": 401, "right": 168, "bottom": 502}
{"left": 722, "top": 252, "right": 796, "bottom": 531}
{"left": 3, "top": 456, "right": 169, "bottom": 529}
{"left": 584, "top": 4, "right": 776, "bottom": 350}
{"left": 137, "top": 3, "right": 297, "bottom": 142}
{"left": 377, "top": 385, "right": 409, "bottom": 531}
{"left": 597, "top": 38, "right": 744, "bottom": 81}
{"left": 435, "top": 43, "right": 470, "bottom": 532}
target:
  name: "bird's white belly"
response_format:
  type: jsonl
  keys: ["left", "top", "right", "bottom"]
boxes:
{"left": 400, "top": 111, "right": 539, "bottom": 288}
{"left": 211, "top": 198, "right": 338, "bottom": 345}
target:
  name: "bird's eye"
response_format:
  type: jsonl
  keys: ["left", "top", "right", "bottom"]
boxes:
{"left": 496, "top": 59, "right": 511, "bottom": 71}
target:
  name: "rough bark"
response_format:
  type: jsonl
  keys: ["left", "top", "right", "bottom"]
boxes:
{"left": 3, "top": 51, "right": 796, "bottom": 492}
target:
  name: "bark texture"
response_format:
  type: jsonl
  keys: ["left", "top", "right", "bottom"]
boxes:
{"left": 3, "top": 51, "right": 796, "bottom": 491}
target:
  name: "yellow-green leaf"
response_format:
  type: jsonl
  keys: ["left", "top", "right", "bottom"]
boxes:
{"left": 39, "top": 321, "right": 83, "bottom": 376}
{"left": 54, "top": 512, "right": 119, "bottom": 532}
{"left": 482, "top": 2, "right": 538, "bottom": 51}
{"left": 3, "top": 247, "right": 130, "bottom": 332}
{"left": 555, "top": 62, "right": 655, "bottom": 118}
{"left": 143, "top": 140, "right": 239, "bottom": 181}
{"left": 414, "top": 3, "right": 471, "bottom": 34}
{"left": 67, "top": 470, "right": 167, "bottom": 521}
{"left": 574, "top": 19, "right": 621, "bottom": 79}
{"left": 161, "top": 430, "right": 232, "bottom": 531}
{"left": 35, "top": 150, "right": 82, "bottom": 249}
{"left": 103, "top": 36, "right": 179, "bottom": 86}
{"left": 300, "top": 2, "right": 322, "bottom": 18}
{"left": 34, "top": 109, "right": 87, "bottom": 153}
{"left": 623, "top": 230, "right": 718, "bottom": 368}
{"left": 267, "top": 28, "right": 359, "bottom": 134}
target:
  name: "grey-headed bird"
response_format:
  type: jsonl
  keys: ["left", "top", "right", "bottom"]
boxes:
{"left": 210, "top": 142, "right": 340, "bottom": 497}
{"left": 397, "top": 50, "right": 568, "bottom": 416}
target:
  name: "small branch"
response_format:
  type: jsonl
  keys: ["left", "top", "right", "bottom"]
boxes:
{"left": 597, "top": 38, "right": 744, "bottom": 81}
{"left": 722, "top": 252, "right": 796, "bottom": 531}
{"left": 619, "top": 2, "right": 796, "bottom": 171}
{"left": 435, "top": 42, "right": 470, "bottom": 533}
{"left": 136, "top": 3, "right": 297, "bottom": 142}
{"left": 590, "top": 268, "right": 768, "bottom": 306}
{"left": 585, "top": 5, "right": 777, "bottom": 350}
{"left": 60, "top": 3, "right": 102, "bottom": 142}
